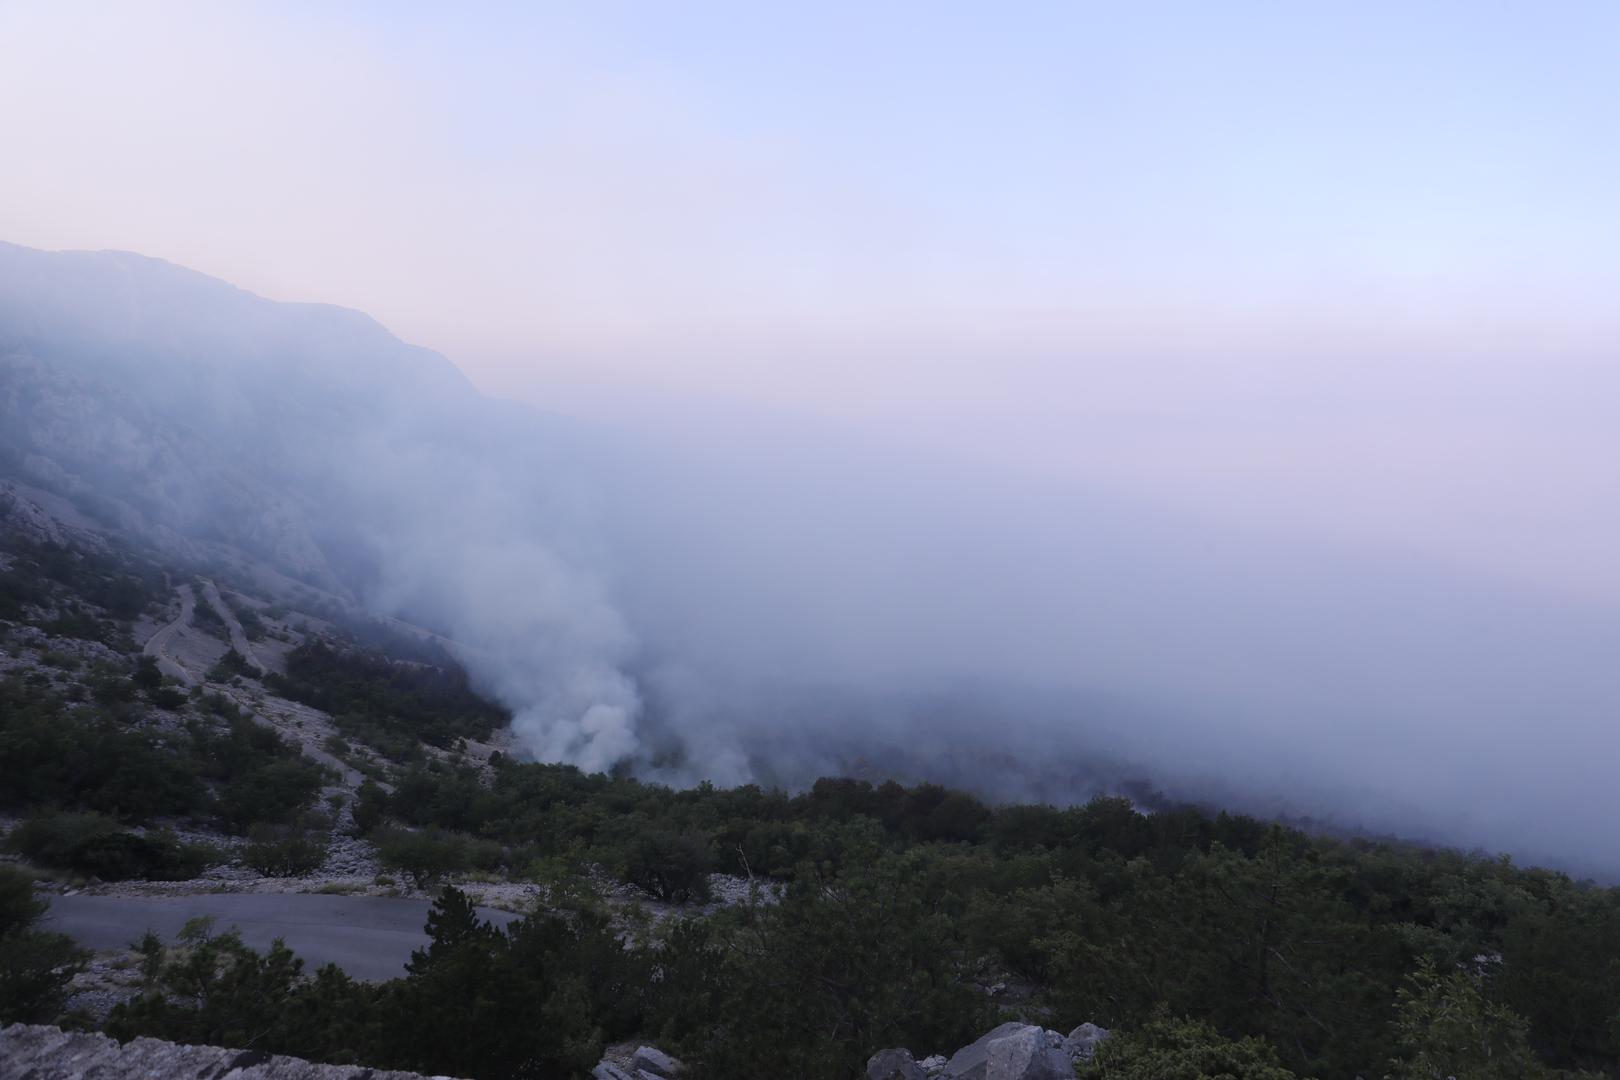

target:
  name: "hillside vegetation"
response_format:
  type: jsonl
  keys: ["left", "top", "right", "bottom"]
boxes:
{"left": 0, "top": 459, "right": 1616, "bottom": 1080}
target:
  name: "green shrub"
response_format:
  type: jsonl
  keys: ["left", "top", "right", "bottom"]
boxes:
{"left": 131, "top": 655, "right": 164, "bottom": 690}
{"left": 208, "top": 648, "right": 256, "bottom": 681}
{"left": 241, "top": 825, "right": 329, "bottom": 877}
{"left": 623, "top": 830, "right": 715, "bottom": 903}
{"left": 1384, "top": 960, "right": 1562, "bottom": 1080}
{"left": 1079, "top": 1014, "right": 1302, "bottom": 1080}
{"left": 148, "top": 684, "right": 189, "bottom": 709}
{"left": 266, "top": 640, "right": 507, "bottom": 749}
{"left": 0, "top": 678, "right": 206, "bottom": 819}
{"left": 351, "top": 780, "right": 390, "bottom": 836}
{"left": 7, "top": 814, "right": 220, "bottom": 881}
{"left": 376, "top": 828, "right": 475, "bottom": 888}
{"left": 0, "top": 865, "right": 85, "bottom": 1023}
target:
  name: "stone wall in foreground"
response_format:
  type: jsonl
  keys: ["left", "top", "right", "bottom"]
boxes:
{"left": 0, "top": 1023, "right": 465, "bottom": 1080}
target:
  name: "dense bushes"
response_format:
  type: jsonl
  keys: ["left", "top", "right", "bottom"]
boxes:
{"left": 0, "top": 673, "right": 323, "bottom": 839}
{"left": 107, "top": 919, "right": 335, "bottom": 1054}
{"left": 3, "top": 606, "right": 1617, "bottom": 1077}
{"left": 693, "top": 852, "right": 990, "bottom": 1077}
{"left": 0, "top": 537, "right": 163, "bottom": 626}
{"left": 375, "top": 827, "right": 501, "bottom": 888}
{"left": 6, "top": 813, "right": 222, "bottom": 881}
{"left": 0, "top": 865, "right": 85, "bottom": 1023}
{"left": 0, "top": 674, "right": 206, "bottom": 820}
{"left": 1080, "top": 1014, "right": 1303, "bottom": 1080}
{"left": 349, "top": 760, "right": 1620, "bottom": 1079}
{"left": 624, "top": 829, "right": 715, "bottom": 902}
{"left": 107, "top": 888, "right": 644, "bottom": 1078}
{"left": 189, "top": 713, "right": 325, "bottom": 833}
{"left": 241, "top": 824, "right": 329, "bottom": 877}
{"left": 266, "top": 641, "right": 507, "bottom": 748}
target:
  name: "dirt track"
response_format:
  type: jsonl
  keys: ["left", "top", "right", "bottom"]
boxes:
{"left": 141, "top": 583, "right": 198, "bottom": 685}
{"left": 199, "top": 578, "right": 266, "bottom": 674}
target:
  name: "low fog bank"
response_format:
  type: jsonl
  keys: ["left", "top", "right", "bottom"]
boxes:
{"left": 5, "top": 242, "right": 1620, "bottom": 875}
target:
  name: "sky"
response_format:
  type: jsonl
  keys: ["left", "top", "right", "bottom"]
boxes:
{"left": 3, "top": 3, "right": 1620, "bottom": 605}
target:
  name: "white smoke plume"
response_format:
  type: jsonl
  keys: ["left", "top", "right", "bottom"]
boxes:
{"left": 9, "top": 242, "right": 1620, "bottom": 878}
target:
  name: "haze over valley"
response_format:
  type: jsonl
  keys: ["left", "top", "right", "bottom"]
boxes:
{"left": 6, "top": 7, "right": 1620, "bottom": 1079}
{"left": 4, "top": 239, "right": 1619, "bottom": 876}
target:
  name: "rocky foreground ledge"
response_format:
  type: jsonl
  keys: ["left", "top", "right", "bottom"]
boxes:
{"left": 869, "top": 1021, "right": 1110, "bottom": 1080}
{"left": 0, "top": 1019, "right": 1104, "bottom": 1080}
{"left": 0, "top": 1024, "right": 466, "bottom": 1080}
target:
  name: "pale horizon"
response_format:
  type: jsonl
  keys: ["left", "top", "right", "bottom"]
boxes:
{"left": 6, "top": 5, "right": 1620, "bottom": 650}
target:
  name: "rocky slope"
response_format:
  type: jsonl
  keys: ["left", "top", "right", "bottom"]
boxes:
{"left": 868, "top": 1021, "right": 1110, "bottom": 1080}
{"left": 0, "top": 1023, "right": 467, "bottom": 1080}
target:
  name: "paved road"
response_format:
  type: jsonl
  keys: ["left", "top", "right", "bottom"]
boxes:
{"left": 44, "top": 893, "right": 522, "bottom": 982}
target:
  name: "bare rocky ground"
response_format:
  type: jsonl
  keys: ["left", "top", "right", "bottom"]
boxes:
{"left": 3, "top": 575, "right": 525, "bottom": 902}
{"left": 0, "top": 1023, "right": 467, "bottom": 1080}
{"left": 1, "top": 499, "right": 768, "bottom": 1023}
{"left": 61, "top": 952, "right": 146, "bottom": 1025}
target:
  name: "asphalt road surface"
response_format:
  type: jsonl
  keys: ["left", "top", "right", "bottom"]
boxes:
{"left": 45, "top": 893, "right": 523, "bottom": 982}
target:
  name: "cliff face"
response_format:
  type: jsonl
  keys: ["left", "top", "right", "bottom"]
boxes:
{"left": 0, "top": 1023, "right": 467, "bottom": 1080}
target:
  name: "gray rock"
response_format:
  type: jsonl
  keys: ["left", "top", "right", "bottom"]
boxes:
{"left": 919, "top": 1054, "right": 950, "bottom": 1075}
{"left": 631, "top": 1045, "right": 684, "bottom": 1077}
{"left": 869, "top": 1046, "right": 928, "bottom": 1080}
{"left": 1062, "top": 1022, "right": 1110, "bottom": 1063}
{"left": 592, "top": 1063, "right": 637, "bottom": 1080}
{"left": 0, "top": 1022, "right": 463, "bottom": 1079}
{"left": 943, "top": 1022, "right": 1074, "bottom": 1080}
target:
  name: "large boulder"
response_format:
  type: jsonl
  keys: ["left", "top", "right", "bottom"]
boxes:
{"left": 1062, "top": 1023, "right": 1110, "bottom": 1063}
{"left": 631, "top": 1045, "right": 684, "bottom": 1078}
{"left": 942, "top": 1022, "right": 1073, "bottom": 1080}
{"left": 868, "top": 1047, "right": 928, "bottom": 1080}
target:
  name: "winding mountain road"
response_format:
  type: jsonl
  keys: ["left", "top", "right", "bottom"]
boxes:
{"left": 141, "top": 583, "right": 197, "bottom": 686}
{"left": 199, "top": 578, "right": 266, "bottom": 674}
{"left": 142, "top": 580, "right": 367, "bottom": 789}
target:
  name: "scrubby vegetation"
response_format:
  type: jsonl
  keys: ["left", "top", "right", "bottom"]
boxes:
{"left": 3, "top": 527, "right": 1617, "bottom": 1079}
{"left": 6, "top": 813, "right": 222, "bottom": 881}
{"left": 0, "top": 865, "right": 85, "bottom": 1024}
{"left": 97, "top": 805, "right": 1620, "bottom": 1080}
{"left": 266, "top": 640, "right": 508, "bottom": 748}
{"left": 103, "top": 754, "right": 1603, "bottom": 1080}
{"left": 0, "top": 671, "right": 207, "bottom": 820}
{"left": 222, "top": 592, "right": 268, "bottom": 640}
{"left": 1079, "top": 1014, "right": 1306, "bottom": 1080}
{"left": 0, "top": 537, "right": 164, "bottom": 627}
{"left": 0, "top": 672, "right": 324, "bottom": 836}
{"left": 241, "top": 824, "right": 329, "bottom": 878}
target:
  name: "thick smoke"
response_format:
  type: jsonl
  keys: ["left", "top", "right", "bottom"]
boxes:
{"left": 7, "top": 242, "right": 1620, "bottom": 877}
{"left": 371, "top": 529, "right": 643, "bottom": 774}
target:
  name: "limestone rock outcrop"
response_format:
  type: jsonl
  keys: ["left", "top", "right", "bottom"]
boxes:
{"left": 868, "top": 1019, "right": 1110, "bottom": 1080}
{"left": 0, "top": 1023, "right": 466, "bottom": 1080}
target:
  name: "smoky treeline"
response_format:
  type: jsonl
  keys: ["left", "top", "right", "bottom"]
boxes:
{"left": 4, "top": 240, "right": 1620, "bottom": 875}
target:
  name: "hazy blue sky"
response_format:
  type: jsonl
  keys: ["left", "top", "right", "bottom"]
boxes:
{"left": 4, "top": 1, "right": 1620, "bottom": 599}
